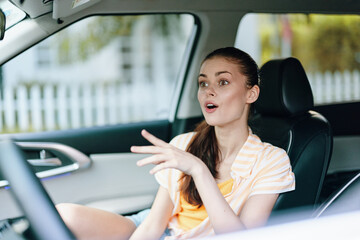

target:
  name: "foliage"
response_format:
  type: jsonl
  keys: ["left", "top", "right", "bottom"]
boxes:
{"left": 55, "top": 15, "right": 184, "bottom": 65}
{"left": 56, "top": 15, "right": 138, "bottom": 64}
{"left": 259, "top": 14, "right": 360, "bottom": 72}
{"left": 259, "top": 15, "right": 281, "bottom": 64}
{"left": 307, "top": 15, "right": 360, "bottom": 72}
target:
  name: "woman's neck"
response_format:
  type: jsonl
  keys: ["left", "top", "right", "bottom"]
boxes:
{"left": 214, "top": 121, "right": 249, "bottom": 162}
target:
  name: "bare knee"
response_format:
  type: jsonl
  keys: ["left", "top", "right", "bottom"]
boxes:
{"left": 56, "top": 203, "right": 100, "bottom": 239}
{"left": 56, "top": 203, "right": 83, "bottom": 228}
{"left": 56, "top": 203, "right": 137, "bottom": 240}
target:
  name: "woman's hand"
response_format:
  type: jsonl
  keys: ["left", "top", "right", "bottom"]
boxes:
{"left": 130, "top": 130, "right": 205, "bottom": 176}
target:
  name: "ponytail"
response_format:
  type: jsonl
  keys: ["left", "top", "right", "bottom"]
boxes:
{"left": 179, "top": 120, "right": 221, "bottom": 207}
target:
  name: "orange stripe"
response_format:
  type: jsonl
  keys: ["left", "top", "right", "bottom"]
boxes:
{"left": 177, "top": 134, "right": 187, "bottom": 149}
{"left": 257, "top": 150, "right": 288, "bottom": 169}
{"left": 253, "top": 159, "right": 290, "bottom": 180}
{"left": 252, "top": 147, "right": 267, "bottom": 169}
{"left": 241, "top": 144, "right": 262, "bottom": 151}
{"left": 231, "top": 188, "right": 250, "bottom": 213}
{"left": 231, "top": 166, "right": 251, "bottom": 173}
{"left": 170, "top": 135, "right": 180, "bottom": 147}
{"left": 237, "top": 152, "right": 258, "bottom": 158}
{"left": 252, "top": 184, "right": 295, "bottom": 192}
{"left": 233, "top": 158, "right": 254, "bottom": 164}
{"left": 266, "top": 147, "right": 287, "bottom": 161}
{"left": 246, "top": 138, "right": 261, "bottom": 146}
{"left": 182, "top": 133, "right": 192, "bottom": 149}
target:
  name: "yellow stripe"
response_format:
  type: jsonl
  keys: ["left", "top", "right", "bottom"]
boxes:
{"left": 252, "top": 184, "right": 295, "bottom": 192}
{"left": 258, "top": 157, "right": 290, "bottom": 177}
{"left": 230, "top": 187, "right": 251, "bottom": 213}
{"left": 241, "top": 144, "right": 262, "bottom": 151}
{"left": 236, "top": 152, "right": 258, "bottom": 159}
{"left": 246, "top": 137, "right": 261, "bottom": 146}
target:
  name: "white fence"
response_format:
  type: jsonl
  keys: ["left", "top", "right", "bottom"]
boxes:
{"left": 0, "top": 80, "right": 173, "bottom": 133}
{"left": 0, "top": 16, "right": 191, "bottom": 133}
{"left": 0, "top": 70, "right": 360, "bottom": 133}
{"left": 308, "top": 70, "right": 360, "bottom": 105}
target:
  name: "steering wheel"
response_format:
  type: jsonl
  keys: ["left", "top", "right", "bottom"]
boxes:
{"left": 0, "top": 139, "right": 75, "bottom": 240}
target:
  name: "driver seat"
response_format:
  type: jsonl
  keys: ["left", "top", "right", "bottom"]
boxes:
{"left": 249, "top": 57, "right": 333, "bottom": 212}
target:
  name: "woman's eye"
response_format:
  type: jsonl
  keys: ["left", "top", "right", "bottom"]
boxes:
{"left": 199, "top": 81, "right": 208, "bottom": 87}
{"left": 219, "top": 80, "right": 229, "bottom": 86}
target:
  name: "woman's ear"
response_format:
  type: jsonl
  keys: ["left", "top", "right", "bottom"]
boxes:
{"left": 246, "top": 85, "right": 260, "bottom": 104}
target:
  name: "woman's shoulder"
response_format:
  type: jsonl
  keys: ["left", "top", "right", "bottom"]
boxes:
{"left": 250, "top": 132, "right": 289, "bottom": 162}
{"left": 244, "top": 134, "right": 292, "bottom": 184}
{"left": 169, "top": 132, "right": 197, "bottom": 150}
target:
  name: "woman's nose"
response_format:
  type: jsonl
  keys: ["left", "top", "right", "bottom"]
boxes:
{"left": 206, "top": 86, "right": 216, "bottom": 96}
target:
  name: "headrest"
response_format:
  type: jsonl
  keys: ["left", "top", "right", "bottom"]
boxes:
{"left": 255, "top": 57, "right": 314, "bottom": 117}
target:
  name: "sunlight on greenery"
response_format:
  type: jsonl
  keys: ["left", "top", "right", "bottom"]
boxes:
{"left": 259, "top": 14, "right": 360, "bottom": 72}
{"left": 56, "top": 15, "right": 184, "bottom": 65}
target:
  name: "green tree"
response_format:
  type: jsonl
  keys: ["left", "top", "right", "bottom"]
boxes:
{"left": 307, "top": 15, "right": 360, "bottom": 72}
{"left": 259, "top": 14, "right": 360, "bottom": 72}
{"left": 55, "top": 15, "right": 184, "bottom": 65}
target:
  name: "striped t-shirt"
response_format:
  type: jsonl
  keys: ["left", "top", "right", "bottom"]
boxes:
{"left": 155, "top": 130, "right": 295, "bottom": 239}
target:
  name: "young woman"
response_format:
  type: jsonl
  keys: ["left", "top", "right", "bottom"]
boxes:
{"left": 57, "top": 47, "right": 295, "bottom": 240}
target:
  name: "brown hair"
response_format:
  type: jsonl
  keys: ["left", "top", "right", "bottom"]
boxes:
{"left": 179, "top": 47, "right": 259, "bottom": 207}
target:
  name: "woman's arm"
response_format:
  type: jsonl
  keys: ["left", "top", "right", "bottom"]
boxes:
{"left": 191, "top": 166, "right": 278, "bottom": 233}
{"left": 130, "top": 186, "right": 174, "bottom": 240}
{"left": 238, "top": 193, "right": 279, "bottom": 228}
{"left": 131, "top": 130, "right": 278, "bottom": 234}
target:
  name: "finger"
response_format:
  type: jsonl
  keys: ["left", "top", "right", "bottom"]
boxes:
{"left": 131, "top": 145, "right": 163, "bottom": 154}
{"left": 141, "top": 129, "right": 168, "bottom": 147}
{"left": 149, "top": 161, "right": 172, "bottom": 175}
{"left": 136, "top": 154, "right": 165, "bottom": 167}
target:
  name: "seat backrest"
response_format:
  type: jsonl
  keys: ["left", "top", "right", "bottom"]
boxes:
{"left": 249, "top": 57, "right": 333, "bottom": 211}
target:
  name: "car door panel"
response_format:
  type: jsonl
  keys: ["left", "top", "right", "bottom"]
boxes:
{"left": 44, "top": 152, "right": 158, "bottom": 213}
{"left": 0, "top": 120, "right": 170, "bottom": 220}
{"left": 4, "top": 120, "right": 171, "bottom": 155}
{"left": 0, "top": 141, "right": 92, "bottom": 188}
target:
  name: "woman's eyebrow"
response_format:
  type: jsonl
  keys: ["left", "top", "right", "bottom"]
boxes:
{"left": 215, "top": 71, "right": 232, "bottom": 76}
{"left": 198, "top": 71, "right": 232, "bottom": 78}
{"left": 198, "top": 73, "right": 207, "bottom": 78}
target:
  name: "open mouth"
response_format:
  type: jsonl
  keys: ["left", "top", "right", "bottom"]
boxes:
{"left": 205, "top": 103, "right": 218, "bottom": 111}
{"left": 207, "top": 103, "right": 217, "bottom": 109}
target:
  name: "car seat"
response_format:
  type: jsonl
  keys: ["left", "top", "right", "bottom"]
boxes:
{"left": 249, "top": 57, "right": 333, "bottom": 212}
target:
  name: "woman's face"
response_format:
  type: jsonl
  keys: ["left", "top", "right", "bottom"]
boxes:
{"left": 197, "top": 57, "right": 258, "bottom": 128}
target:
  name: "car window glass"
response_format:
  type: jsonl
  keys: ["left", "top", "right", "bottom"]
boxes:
{"left": 0, "top": 14, "right": 195, "bottom": 133}
{"left": 236, "top": 13, "right": 360, "bottom": 106}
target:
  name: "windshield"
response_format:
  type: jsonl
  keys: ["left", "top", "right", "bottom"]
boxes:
{"left": 0, "top": 0, "right": 26, "bottom": 29}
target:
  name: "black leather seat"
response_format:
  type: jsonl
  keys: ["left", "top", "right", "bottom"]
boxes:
{"left": 249, "top": 57, "right": 333, "bottom": 212}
